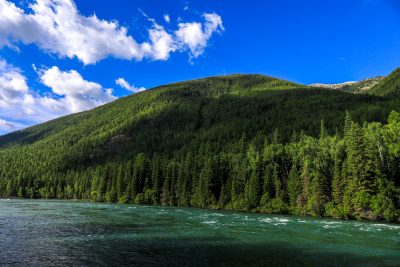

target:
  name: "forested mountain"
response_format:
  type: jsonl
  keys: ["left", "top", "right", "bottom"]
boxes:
{"left": 1, "top": 71, "right": 400, "bottom": 222}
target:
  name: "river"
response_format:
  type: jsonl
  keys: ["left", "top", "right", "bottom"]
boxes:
{"left": 0, "top": 199, "right": 399, "bottom": 266}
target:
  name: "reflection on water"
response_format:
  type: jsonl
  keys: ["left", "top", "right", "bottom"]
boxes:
{"left": 0, "top": 199, "right": 399, "bottom": 266}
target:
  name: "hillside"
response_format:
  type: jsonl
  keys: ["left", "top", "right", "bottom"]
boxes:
{"left": 367, "top": 68, "right": 400, "bottom": 96}
{"left": 1, "top": 73, "right": 400, "bottom": 222}
{"left": 0, "top": 74, "right": 395, "bottom": 151}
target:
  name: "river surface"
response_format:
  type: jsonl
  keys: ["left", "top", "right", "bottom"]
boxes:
{"left": 0, "top": 199, "right": 399, "bottom": 266}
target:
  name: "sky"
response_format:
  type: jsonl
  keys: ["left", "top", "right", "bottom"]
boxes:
{"left": 0, "top": 0, "right": 399, "bottom": 134}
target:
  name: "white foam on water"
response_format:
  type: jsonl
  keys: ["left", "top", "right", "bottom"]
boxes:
{"left": 261, "top": 217, "right": 290, "bottom": 223}
{"left": 202, "top": 220, "right": 217, "bottom": 224}
{"left": 324, "top": 221, "right": 341, "bottom": 225}
{"left": 273, "top": 223, "right": 287, "bottom": 226}
{"left": 276, "top": 218, "right": 290, "bottom": 223}
{"left": 372, "top": 224, "right": 400, "bottom": 230}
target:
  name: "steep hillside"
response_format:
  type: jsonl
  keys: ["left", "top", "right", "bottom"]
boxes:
{"left": 0, "top": 74, "right": 394, "bottom": 152}
{"left": 367, "top": 68, "right": 400, "bottom": 96}
{"left": 0, "top": 74, "right": 300, "bottom": 149}
{"left": 1, "top": 73, "right": 400, "bottom": 222}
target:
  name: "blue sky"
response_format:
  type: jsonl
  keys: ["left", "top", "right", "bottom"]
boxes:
{"left": 0, "top": 0, "right": 399, "bottom": 134}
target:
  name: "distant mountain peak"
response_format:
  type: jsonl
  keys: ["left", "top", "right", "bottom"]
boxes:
{"left": 309, "top": 76, "right": 385, "bottom": 93}
{"left": 309, "top": 81, "right": 358, "bottom": 89}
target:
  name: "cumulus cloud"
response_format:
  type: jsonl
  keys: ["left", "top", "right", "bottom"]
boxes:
{"left": 0, "top": 118, "right": 15, "bottom": 133}
{"left": 0, "top": 59, "right": 41, "bottom": 125}
{"left": 175, "top": 13, "right": 224, "bottom": 59}
{"left": 39, "top": 66, "right": 117, "bottom": 113}
{"left": 0, "top": 0, "right": 144, "bottom": 64}
{"left": 0, "top": 0, "right": 224, "bottom": 64}
{"left": 0, "top": 59, "right": 117, "bottom": 134}
{"left": 0, "top": 60, "right": 29, "bottom": 108}
{"left": 145, "top": 23, "right": 178, "bottom": 60}
{"left": 116, "top": 78, "right": 145, "bottom": 93}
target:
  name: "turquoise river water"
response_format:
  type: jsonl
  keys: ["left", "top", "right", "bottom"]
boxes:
{"left": 0, "top": 199, "right": 399, "bottom": 266}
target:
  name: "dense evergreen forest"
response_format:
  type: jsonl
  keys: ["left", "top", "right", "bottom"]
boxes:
{"left": 1, "top": 69, "right": 400, "bottom": 222}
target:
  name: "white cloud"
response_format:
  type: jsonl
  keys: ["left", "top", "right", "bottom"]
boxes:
{"left": 0, "top": 59, "right": 52, "bottom": 131}
{"left": 0, "top": 0, "right": 224, "bottom": 64}
{"left": 0, "top": 0, "right": 145, "bottom": 64}
{"left": 39, "top": 66, "right": 117, "bottom": 113}
{"left": 164, "top": 14, "right": 170, "bottom": 23}
{"left": 116, "top": 78, "right": 145, "bottom": 93}
{"left": 175, "top": 13, "right": 224, "bottom": 59}
{"left": 0, "top": 61, "right": 29, "bottom": 107}
{"left": 145, "top": 23, "right": 178, "bottom": 60}
{"left": 0, "top": 118, "right": 15, "bottom": 133}
{"left": 0, "top": 59, "right": 118, "bottom": 134}
{"left": 0, "top": 59, "right": 35, "bottom": 122}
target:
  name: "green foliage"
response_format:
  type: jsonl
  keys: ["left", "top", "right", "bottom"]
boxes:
{"left": 262, "top": 198, "right": 289, "bottom": 214}
{"left": 287, "top": 167, "right": 302, "bottom": 213}
{"left": 367, "top": 68, "right": 400, "bottom": 97}
{"left": 324, "top": 202, "right": 347, "bottom": 219}
{"left": 105, "top": 188, "right": 117, "bottom": 203}
{"left": 134, "top": 193, "right": 146, "bottom": 204}
{"left": 91, "top": 191, "right": 101, "bottom": 202}
{"left": 144, "top": 189, "right": 159, "bottom": 205}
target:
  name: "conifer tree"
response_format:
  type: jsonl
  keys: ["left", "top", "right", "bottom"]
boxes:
{"left": 320, "top": 120, "right": 328, "bottom": 140}
{"left": 116, "top": 164, "right": 124, "bottom": 199}
{"left": 247, "top": 145, "right": 261, "bottom": 208}
{"left": 287, "top": 166, "right": 301, "bottom": 212}
{"left": 345, "top": 122, "right": 379, "bottom": 218}
{"left": 332, "top": 155, "right": 343, "bottom": 205}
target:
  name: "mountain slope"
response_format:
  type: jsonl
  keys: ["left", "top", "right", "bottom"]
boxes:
{"left": 0, "top": 73, "right": 395, "bottom": 171}
{"left": 0, "top": 74, "right": 298, "bottom": 148}
{"left": 0, "top": 74, "right": 394, "bottom": 152}
{"left": 1, "top": 72, "right": 400, "bottom": 222}
{"left": 367, "top": 68, "right": 400, "bottom": 96}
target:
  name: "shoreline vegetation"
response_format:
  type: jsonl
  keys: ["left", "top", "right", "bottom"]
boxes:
{"left": 1, "top": 73, "right": 400, "bottom": 223}
{"left": 2, "top": 111, "right": 400, "bottom": 223}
